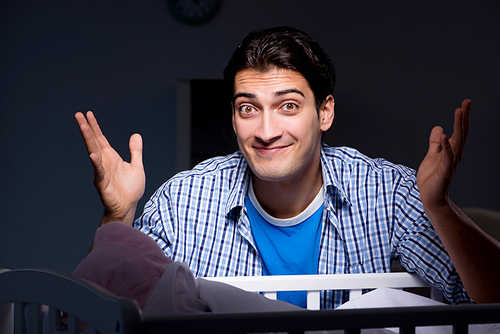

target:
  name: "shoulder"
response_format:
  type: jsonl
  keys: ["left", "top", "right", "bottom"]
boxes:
{"left": 175, "top": 151, "right": 244, "bottom": 179}
{"left": 154, "top": 151, "right": 246, "bottom": 194}
{"left": 321, "top": 144, "right": 417, "bottom": 183}
{"left": 323, "top": 144, "right": 415, "bottom": 173}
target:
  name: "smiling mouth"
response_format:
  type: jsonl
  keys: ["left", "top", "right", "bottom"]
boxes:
{"left": 254, "top": 145, "right": 291, "bottom": 155}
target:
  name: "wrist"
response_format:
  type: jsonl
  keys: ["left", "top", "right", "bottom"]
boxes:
{"left": 101, "top": 207, "right": 137, "bottom": 227}
{"left": 420, "top": 191, "right": 453, "bottom": 213}
{"left": 421, "top": 196, "right": 463, "bottom": 230}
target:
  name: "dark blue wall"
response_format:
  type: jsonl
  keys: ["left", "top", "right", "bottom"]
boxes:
{"left": 1, "top": 0, "right": 499, "bottom": 272}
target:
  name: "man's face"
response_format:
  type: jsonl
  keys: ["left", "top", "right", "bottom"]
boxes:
{"left": 232, "top": 68, "right": 334, "bottom": 183}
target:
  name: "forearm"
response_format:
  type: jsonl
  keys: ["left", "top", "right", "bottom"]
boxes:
{"left": 424, "top": 199, "right": 500, "bottom": 303}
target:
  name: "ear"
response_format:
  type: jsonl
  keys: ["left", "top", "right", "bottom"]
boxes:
{"left": 319, "top": 95, "right": 335, "bottom": 132}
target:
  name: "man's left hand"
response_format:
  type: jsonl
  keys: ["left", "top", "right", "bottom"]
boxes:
{"left": 417, "top": 99, "right": 471, "bottom": 209}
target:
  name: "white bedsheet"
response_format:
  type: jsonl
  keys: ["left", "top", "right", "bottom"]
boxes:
{"left": 337, "top": 288, "right": 500, "bottom": 334}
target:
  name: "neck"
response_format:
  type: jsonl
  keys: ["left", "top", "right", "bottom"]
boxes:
{"left": 251, "top": 161, "right": 323, "bottom": 219}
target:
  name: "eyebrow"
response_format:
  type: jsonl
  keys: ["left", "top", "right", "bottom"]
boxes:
{"left": 274, "top": 88, "right": 305, "bottom": 98}
{"left": 233, "top": 89, "right": 305, "bottom": 101}
{"left": 233, "top": 92, "right": 255, "bottom": 100}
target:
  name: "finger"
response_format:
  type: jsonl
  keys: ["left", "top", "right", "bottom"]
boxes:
{"left": 85, "top": 111, "right": 112, "bottom": 149}
{"left": 440, "top": 133, "right": 454, "bottom": 176}
{"left": 75, "top": 111, "right": 91, "bottom": 137}
{"left": 129, "top": 133, "right": 143, "bottom": 168}
{"left": 450, "top": 107, "right": 463, "bottom": 153}
{"left": 450, "top": 99, "right": 471, "bottom": 164}
{"left": 76, "top": 112, "right": 108, "bottom": 186}
{"left": 461, "top": 99, "right": 471, "bottom": 143}
{"left": 426, "top": 126, "right": 444, "bottom": 157}
{"left": 75, "top": 111, "right": 102, "bottom": 157}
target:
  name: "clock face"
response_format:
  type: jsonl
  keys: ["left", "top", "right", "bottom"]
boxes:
{"left": 167, "top": 0, "right": 221, "bottom": 25}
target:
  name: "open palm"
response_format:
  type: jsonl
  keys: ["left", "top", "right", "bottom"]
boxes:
{"left": 75, "top": 111, "right": 146, "bottom": 225}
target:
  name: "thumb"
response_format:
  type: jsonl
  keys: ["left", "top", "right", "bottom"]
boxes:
{"left": 426, "top": 126, "right": 444, "bottom": 156}
{"left": 129, "top": 133, "right": 143, "bottom": 167}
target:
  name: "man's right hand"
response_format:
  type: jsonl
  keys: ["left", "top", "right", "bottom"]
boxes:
{"left": 75, "top": 111, "right": 145, "bottom": 226}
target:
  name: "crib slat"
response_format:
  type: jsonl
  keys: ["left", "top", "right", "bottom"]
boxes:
{"left": 48, "top": 307, "right": 57, "bottom": 333}
{"left": 349, "top": 289, "right": 362, "bottom": 301}
{"left": 14, "top": 303, "right": 27, "bottom": 334}
{"left": 453, "top": 324, "right": 468, "bottom": 334}
{"left": 25, "top": 303, "right": 42, "bottom": 334}
{"left": 67, "top": 314, "right": 80, "bottom": 334}
{"left": 263, "top": 291, "right": 277, "bottom": 300}
{"left": 400, "top": 327, "right": 416, "bottom": 334}
{"left": 344, "top": 329, "right": 360, "bottom": 334}
{"left": 306, "top": 290, "right": 320, "bottom": 310}
{"left": 431, "top": 287, "right": 443, "bottom": 302}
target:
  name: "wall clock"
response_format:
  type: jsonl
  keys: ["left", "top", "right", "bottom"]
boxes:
{"left": 167, "top": 0, "right": 221, "bottom": 25}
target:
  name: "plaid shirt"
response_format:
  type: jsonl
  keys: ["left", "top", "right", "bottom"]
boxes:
{"left": 134, "top": 144, "right": 471, "bottom": 308}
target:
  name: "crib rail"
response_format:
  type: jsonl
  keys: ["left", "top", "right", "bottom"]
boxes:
{"left": 1, "top": 269, "right": 498, "bottom": 334}
{"left": 205, "top": 272, "right": 438, "bottom": 310}
{"left": 143, "top": 303, "right": 500, "bottom": 334}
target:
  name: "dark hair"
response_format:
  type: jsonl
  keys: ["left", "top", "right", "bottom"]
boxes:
{"left": 223, "top": 26, "right": 335, "bottom": 110}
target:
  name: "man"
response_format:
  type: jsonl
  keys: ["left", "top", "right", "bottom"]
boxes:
{"left": 76, "top": 26, "right": 500, "bottom": 309}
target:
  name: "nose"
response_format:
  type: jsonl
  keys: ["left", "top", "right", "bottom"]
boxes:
{"left": 254, "top": 110, "right": 283, "bottom": 144}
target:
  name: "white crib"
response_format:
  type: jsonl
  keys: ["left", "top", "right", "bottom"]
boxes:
{"left": 205, "top": 272, "right": 440, "bottom": 310}
{"left": 1, "top": 268, "right": 499, "bottom": 334}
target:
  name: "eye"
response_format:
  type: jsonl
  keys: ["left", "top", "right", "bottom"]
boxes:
{"left": 239, "top": 105, "right": 256, "bottom": 114}
{"left": 281, "top": 103, "right": 297, "bottom": 111}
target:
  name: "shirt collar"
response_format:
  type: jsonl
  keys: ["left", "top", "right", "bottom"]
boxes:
{"left": 225, "top": 152, "right": 250, "bottom": 217}
{"left": 320, "top": 143, "right": 352, "bottom": 206}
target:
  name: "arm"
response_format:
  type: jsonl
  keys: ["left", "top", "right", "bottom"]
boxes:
{"left": 75, "top": 111, "right": 146, "bottom": 226}
{"left": 417, "top": 99, "right": 500, "bottom": 303}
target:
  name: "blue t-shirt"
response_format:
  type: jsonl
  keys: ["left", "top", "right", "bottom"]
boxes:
{"left": 246, "top": 183, "right": 323, "bottom": 308}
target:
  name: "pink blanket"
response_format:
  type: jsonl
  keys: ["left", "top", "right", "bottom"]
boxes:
{"left": 73, "top": 223, "right": 297, "bottom": 316}
{"left": 73, "top": 222, "right": 175, "bottom": 310}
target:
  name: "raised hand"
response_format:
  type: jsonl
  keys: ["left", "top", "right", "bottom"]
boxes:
{"left": 75, "top": 111, "right": 146, "bottom": 226}
{"left": 416, "top": 100, "right": 500, "bottom": 303}
{"left": 416, "top": 99, "right": 470, "bottom": 209}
